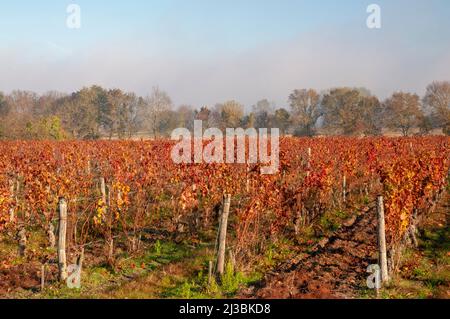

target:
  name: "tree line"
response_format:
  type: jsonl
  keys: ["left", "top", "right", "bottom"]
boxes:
{"left": 0, "top": 81, "right": 449, "bottom": 140}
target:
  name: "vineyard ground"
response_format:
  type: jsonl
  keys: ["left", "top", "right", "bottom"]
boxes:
{"left": 239, "top": 206, "right": 378, "bottom": 298}
{"left": 379, "top": 195, "right": 449, "bottom": 299}
{"left": 1, "top": 191, "right": 448, "bottom": 299}
{"left": 241, "top": 191, "right": 449, "bottom": 299}
{"left": 0, "top": 225, "right": 265, "bottom": 299}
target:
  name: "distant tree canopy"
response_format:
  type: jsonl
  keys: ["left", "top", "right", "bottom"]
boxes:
{"left": 218, "top": 100, "right": 244, "bottom": 129}
{"left": 383, "top": 92, "right": 422, "bottom": 137}
{"left": 321, "top": 88, "right": 382, "bottom": 136}
{"left": 0, "top": 81, "right": 448, "bottom": 140}
{"left": 0, "top": 92, "right": 7, "bottom": 115}
{"left": 25, "top": 116, "right": 66, "bottom": 140}
{"left": 289, "top": 89, "right": 321, "bottom": 136}
{"left": 423, "top": 81, "right": 450, "bottom": 135}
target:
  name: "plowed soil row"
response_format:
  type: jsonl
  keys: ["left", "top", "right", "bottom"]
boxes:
{"left": 241, "top": 208, "right": 378, "bottom": 299}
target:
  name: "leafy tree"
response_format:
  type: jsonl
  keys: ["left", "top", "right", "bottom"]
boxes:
{"left": 218, "top": 100, "right": 244, "bottom": 129}
{"left": 272, "top": 108, "right": 290, "bottom": 134}
{"left": 99, "top": 89, "right": 141, "bottom": 139}
{"left": 360, "top": 95, "right": 383, "bottom": 136}
{"left": 35, "top": 91, "right": 66, "bottom": 117}
{"left": 122, "top": 94, "right": 144, "bottom": 138}
{"left": 45, "top": 116, "right": 66, "bottom": 140}
{"left": 252, "top": 99, "right": 272, "bottom": 114}
{"left": 66, "top": 86, "right": 107, "bottom": 139}
{"left": 24, "top": 116, "right": 66, "bottom": 140}
{"left": 195, "top": 106, "right": 211, "bottom": 122}
{"left": 207, "top": 105, "right": 222, "bottom": 129}
{"left": 252, "top": 99, "right": 273, "bottom": 128}
{"left": 255, "top": 110, "right": 270, "bottom": 129}
{"left": 175, "top": 105, "right": 194, "bottom": 132}
{"left": 289, "top": 89, "right": 321, "bottom": 136}
{"left": 241, "top": 112, "right": 256, "bottom": 129}
{"left": 103, "top": 89, "right": 124, "bottom": 139}
{"left": 322, "top": 88, "right": 368, "bottom": 135}
{"left": 418, "top": 114, "right": 433, "bottom": 135}
{"left": 0, "top": 93, "right": 7, "bottom": 137}
{"left": 0, "top": 92, "right": 8, "bottom": 115}
{"left": 383, "top": 92, "right": 423, "bottom": 136}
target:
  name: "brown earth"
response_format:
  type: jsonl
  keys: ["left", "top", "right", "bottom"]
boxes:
{"left": 240, "top": 207, "right": 378, "bottom": 299}
{"left": 0, "top": 262, "right": 57, "bottom": 296}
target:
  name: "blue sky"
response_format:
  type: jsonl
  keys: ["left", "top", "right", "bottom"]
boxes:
{"left": 0, "top": 0, "right": 449, "bottom": 108}
{"left": 0, "top": 1, "right": 362, "bottom": 48}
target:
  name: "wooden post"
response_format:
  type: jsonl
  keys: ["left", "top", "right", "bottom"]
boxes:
{"left": 117, "top": 189, "right": 123, "bottom": 205}
{"left": 294, "top": 210, "right": 301, "bottom": 235}
{"left": 17, "top": 228, "right": 27, "bottom": 257}
{"left": 47, "top": 223, "right": 56, "bottom": 248}
{"left": 216, "top": 194, "right": 231, "bottom": 276}
{"left": 377, "top": 196, "right": 389, "bottom": 283}
{"left": 306, "top": 147, "right": 311, "bottom": 177}
{"left": 106, "top": 184, "right": 111, "bottom": 208}
{"left": 77, "top": 247, "right": 85, "bottom": 287}
{"left": 100, "top": 177, "right": 107, "bottom": 225}
{"left": 409, "top": 209, "right": 419, "bottom": 248}
{"left": 228, "top": 250, "right": 236, "bottom": 273}
{"left": 246, "top": 163, "right": 250, "bottom": 192}
{"left": 8, "top": 179, "right": 15, "bottom": 223}
{"left": 58, "top": 198, "right": 68, "bottom": 282}
{"left": 100, "top": 177, "right": 106, "bottom": 204}
{"left": 108, "top": 239, "right": 114, "bottom": 262}
{"left": 41, "top": 264, "right": 45, "bottom": 291}
{"left": 342, "top": 174, "right": 347, "bottom": 203}
{"left": 208, "top": 260, "right": 213, "bottom": 284}
{"left": 9, "top": 209, "right": 15, "bottom": 224}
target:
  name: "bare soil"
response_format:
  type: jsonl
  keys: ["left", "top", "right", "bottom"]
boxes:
{"left": 240, "top": 208, "right": 378, "bottom": 299}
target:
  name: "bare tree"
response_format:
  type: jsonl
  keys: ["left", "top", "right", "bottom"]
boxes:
{"left": 123, "top": 94, "right": 144, "bottom": 138}
{"left": 6, "top": 90, "right": 38, "bottom": 115}
{"left": 35, "top": 91, "right": 67, "bottom": 117}
{"left": 423, "top": 81, "right": 450, "bottom": 135}
{"left": 142, "top": 87, "right": 172, "bottom": 138}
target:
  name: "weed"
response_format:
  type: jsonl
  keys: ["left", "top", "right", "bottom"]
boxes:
{"left": 220, "top": 261, "right": 243, "bottom": 295}
{"left": 154, "top": 240, "right": 162, "bottom": 256}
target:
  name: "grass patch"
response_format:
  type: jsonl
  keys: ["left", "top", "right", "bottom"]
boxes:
{"left": 162, "top": 259, "right": 263, "bottom": 299}
{"left": 372, "top": 223, "right": 449, "bottom": 299}
{"left": 34, "top": 240, "right": 194, "bottom": 299}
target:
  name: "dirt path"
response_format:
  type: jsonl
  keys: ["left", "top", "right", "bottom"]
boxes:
{"left": 241, "top": 207, "right": 378, "bottom": 299}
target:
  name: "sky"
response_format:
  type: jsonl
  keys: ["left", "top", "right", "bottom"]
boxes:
{"left": 0, "top": 0, "right": 449, "bottom": 109}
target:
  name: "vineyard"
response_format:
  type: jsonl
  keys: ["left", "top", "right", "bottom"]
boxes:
{"left": 0, "top": 136, "right": 448, "bottom": 298}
